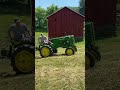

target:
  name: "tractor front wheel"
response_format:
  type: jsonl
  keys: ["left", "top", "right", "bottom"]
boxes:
{"left": 65, "top": 48, "right": 74, "bottom": 56}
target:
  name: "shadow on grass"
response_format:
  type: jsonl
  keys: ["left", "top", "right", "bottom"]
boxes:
{"left": 35, "top": 53, "right": 74, "bottom": 59}
{"left": 0, "top": 71, "right": 18, "bottom": 78}
{"left": 0, "top": 71, "right": 34, "bottom": 79}
{"left": 52, "top": 53, "right": 67, "bottom": 56}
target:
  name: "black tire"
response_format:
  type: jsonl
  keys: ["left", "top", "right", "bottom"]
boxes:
{"left": 53, "top": 48, "right": 57, "bottom": 53}
{"left": 73, "top": 46, "right": 77, "bottom": 52}
{"left": 91, "top": 49, "right": 101, "bottom": 61}
{"left": 11, "top": 44, "right": 35, "bottom": 74}
{"left": 40, "top": 45, "right": 52, "bottom": 58}
{"left": 85, "top": 51, "right": 95, "bottom": 69}
{"left": 65, "top": 48, "right": 75, "bottom": 56}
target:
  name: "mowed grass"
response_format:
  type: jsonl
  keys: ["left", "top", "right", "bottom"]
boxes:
{"left": 0, "top": 15, "right": 34, "bottom": 90}
{"left": 86, "top": 26, "right": 120, "bottom": 90}
{"left": 35, "top": 32, "right": 85, "bottom": 90}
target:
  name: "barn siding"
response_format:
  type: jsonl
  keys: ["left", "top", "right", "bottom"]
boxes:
{"left": 48, "top": 7, "right": 84, "bottom": 38}
{"left": 86, "top": 0, "right": 117, "bottom": 25}
{"left": 86, "top": 0, "right": 117, "bottom": 38}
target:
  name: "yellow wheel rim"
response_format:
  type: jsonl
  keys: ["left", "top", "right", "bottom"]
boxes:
{"left": 66, "top": 49, "right": 73, "bottom": 55}
{"left": 41, "top": 47, "right": 50, "bottom": 57}
{"left": 85, "top": 55, "right": 90, "bottom": 69}
{"left": 15, "top": 50, "right": 34, "bottom": 73}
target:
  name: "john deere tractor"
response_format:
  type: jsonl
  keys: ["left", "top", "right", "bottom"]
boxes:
{"left": 85, "top": 22, "right": 101, "bottom": 69}
{"left": 0, "top": 35, "right": 35, "bottom": 74}
{"left": 38, "top": 35, "right": 77, "bottom": 58}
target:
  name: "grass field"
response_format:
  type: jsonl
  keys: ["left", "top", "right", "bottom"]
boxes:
{"left": 0, "top": 15, "right": 34, "bottom": 90}
{"left": 35, "top": 32, "right": 85, "bottom": 90}
{"left": 86, "top": 26, "right": 120, "bottom": 90}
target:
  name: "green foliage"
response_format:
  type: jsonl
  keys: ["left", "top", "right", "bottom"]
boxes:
{"left": 79, "top": 0, "right": 85, "bottom": 15}
{"left": 67, "top": 7, "right": 79, "bottom": 13}
{"left": 46, "top": 4, "right": 59, "bottom": 16}
{"left": 118, "top": 0, "right": 120, "bottom": 3}
{"left": 35, "top": 4, "right": 59, "bottom": 32}
{"left": 35, "top": 6, "right": 47, "bottom": 31}
{"left": 0, "top": 0, "right": 31, "bottom": 14}
{"left": 117, "top": 1, "right": 120, "bottom": 12}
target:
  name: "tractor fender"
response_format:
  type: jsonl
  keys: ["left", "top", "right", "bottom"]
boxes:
{"left": 14, "top": 44, "right": 34, "bottom": 52}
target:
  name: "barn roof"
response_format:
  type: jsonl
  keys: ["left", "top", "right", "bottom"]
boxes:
{"left": 47, "top": 6, "right": 85, "bottom": 19}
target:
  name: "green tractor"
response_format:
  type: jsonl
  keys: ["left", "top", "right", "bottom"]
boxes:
{"left": 38, "top": 35, "right": 77, "bottom": 57}
{"left": 85, "top": 22, "right": 101, "bottom": 69}
{"left": 0, "top": 35, "right": 35, "bottom": 74}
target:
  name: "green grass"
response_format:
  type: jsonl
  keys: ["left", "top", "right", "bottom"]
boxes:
{"left": 35, "top": 32, "right": 85, "bottom": 90}
{"left": 0, "top": 15, "right": 34, "bottom": 90}
{"left": 86, "top": 26, "right": 120, "bottom": 89}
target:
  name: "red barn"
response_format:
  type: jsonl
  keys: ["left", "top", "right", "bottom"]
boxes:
{"left": 86, "top": 0, "right": 117, "bottom": 38}
{"left": 47, "top": 7, "right": 84, "bottom": 40}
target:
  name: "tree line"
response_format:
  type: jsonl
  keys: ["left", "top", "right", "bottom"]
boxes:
{"left": 0, "top": 0, "right": 31, "bottom": 14}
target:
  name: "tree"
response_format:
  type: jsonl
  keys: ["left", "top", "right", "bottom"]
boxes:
{"left": 79, "top": 0, "right": 85, "bottom": 15}
{"left": 46, "top": 4, "right": 59, "bottom": 16}
{"left": 35, "top": 5, "right": 59, "bottom": 32}
{"left": 35, "top": 6, "right": 46, "bottom": 30}
{"left": 68, "top": 7, "right": 79, "bottom": 13}
{"left": 118, "top": 0, "right": 120, "bottom": 3}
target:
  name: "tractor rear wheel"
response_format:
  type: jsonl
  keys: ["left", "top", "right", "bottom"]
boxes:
{"left": 40, "top": 46, "right": 52, "bottom": 57}
{"left": 11, "top": 45, "right": 34, "bottom": 74}
{"left": 85, "top": 51, "right": 95, "bottom": 69}
{"left": 65, "top": 48, "right": 74, "bottom": 56}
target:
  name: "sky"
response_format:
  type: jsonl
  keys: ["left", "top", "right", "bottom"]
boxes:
{"left": 35, "top": 0, "right": 80, "bottom": 9}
